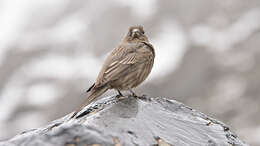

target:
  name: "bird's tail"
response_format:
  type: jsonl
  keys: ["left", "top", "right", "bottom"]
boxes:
{"left": 69, "top": 85, "right": 109, "bottom": 119}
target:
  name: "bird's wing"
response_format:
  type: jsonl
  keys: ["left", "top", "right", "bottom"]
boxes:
{"left": 95, "top": 45, "right": 140, "bottom": 87}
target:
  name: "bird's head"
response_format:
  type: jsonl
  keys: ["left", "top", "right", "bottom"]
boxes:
{"left": 124, "top": 25, "right": 148, "bottom": 42}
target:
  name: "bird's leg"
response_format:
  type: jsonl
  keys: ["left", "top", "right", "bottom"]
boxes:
{"left": 116, "top": 89, "right": 123, "bottom": 98}
{"left": 128, "top": 89, "right": 137, "bottom": 97}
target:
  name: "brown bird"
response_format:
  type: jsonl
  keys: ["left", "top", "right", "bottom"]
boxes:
{"left": 70, "top": 26, "right": 155, "bottom": 119}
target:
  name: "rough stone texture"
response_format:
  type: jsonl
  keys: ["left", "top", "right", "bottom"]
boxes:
{"left": 0, "top": 95, "right": 248, "bottom": 146}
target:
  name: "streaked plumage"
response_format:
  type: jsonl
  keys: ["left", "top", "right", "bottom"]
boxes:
{"left": 70, "top": 26, "right": 155, "bottom": 119}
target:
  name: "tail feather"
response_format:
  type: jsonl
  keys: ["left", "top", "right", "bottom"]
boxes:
{"left": 70, "top": 85, "right": 109, "bottom": 119}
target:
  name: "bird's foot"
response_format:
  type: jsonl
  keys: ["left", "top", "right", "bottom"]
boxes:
{"left": 116, "top": 90, "right": 124, "bottom": 98}
{"left": 129, "top": 89, "right": 138, "bottom": 97}
{"left": 137, "top": 94, "right": 150, "bottom": 100}
{"left": 115, "top": 94, "right": 121, "bottom": 98}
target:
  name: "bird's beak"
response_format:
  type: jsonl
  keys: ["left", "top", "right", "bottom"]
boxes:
{"left": 132, "top": 28, "right": 139, "bottom": 33}
{"left": 131, "top": 29, "right": 140, "bottom": 38}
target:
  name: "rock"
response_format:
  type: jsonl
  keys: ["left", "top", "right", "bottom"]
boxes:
{"left": 0, "top": 95, "right": 248, "bottom": 146}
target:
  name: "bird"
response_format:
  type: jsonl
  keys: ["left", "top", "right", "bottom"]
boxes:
{"left": 70, "top": 25, "right": 155, "bottom": 119}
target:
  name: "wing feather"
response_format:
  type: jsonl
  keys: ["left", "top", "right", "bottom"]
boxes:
{"left": 95, "top": 42, "right": 153, "bottom": 87}
{"left": 101, "top": 53, "right": 137, "bottom": 85}
{"left": 95, "top": 45, "right": 137, "bottom": 86}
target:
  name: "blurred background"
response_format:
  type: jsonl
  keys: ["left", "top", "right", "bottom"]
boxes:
{"left": 0, "top": 0, "right": 259, "bottom": 145}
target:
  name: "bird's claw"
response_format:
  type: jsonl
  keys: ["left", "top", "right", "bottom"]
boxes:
{"left": 116, "top": 90, "right": 124, "bottom": 98}
{"left": 128, "top": 89, "right": 138, "bottom": 97}
{"left": 116, "top": 94, "right": 122, "bottom": 98}
{"left": 132, "top": 92, "right": 137, "bottom": 97}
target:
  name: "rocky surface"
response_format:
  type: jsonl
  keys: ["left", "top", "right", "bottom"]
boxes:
{"left": 0, "top": 95, "right": 248, "bottom": 146}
